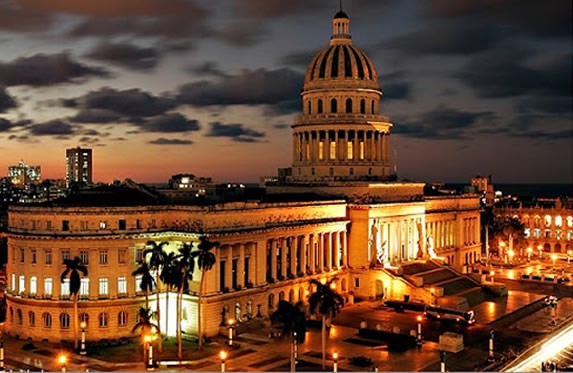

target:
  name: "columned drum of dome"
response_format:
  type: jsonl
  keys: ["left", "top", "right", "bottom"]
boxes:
{"left": 291, "top": 11, "right": 393, "bottom": 182}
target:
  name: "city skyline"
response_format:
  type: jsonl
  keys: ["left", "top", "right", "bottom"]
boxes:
{"left": 0, "top": 0, "right": 571, "bottom": 184}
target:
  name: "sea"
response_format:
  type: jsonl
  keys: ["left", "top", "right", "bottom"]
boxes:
{"left": 445, "top": 183, "right": 573, "bottom": 198}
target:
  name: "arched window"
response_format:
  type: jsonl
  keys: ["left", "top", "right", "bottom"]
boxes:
{"left": 307, "top": 100, "right": 311, "bottom": 114}
{"left": 360, "top": 99, "right": 366, "bottom": 114}
{"left": 118, "top": 311, "right": 127, "bottom": 326}
{"left": 43, "top": 312, "right": 52, "bottom": 328}
{"left": 555, "top": 216, "right": 563, "bottom": 227}
{"left": 29, "top": 311, "right": 35, "bottom": 326}
{"left": 17, "top": 309, "right": 23, "bottom": 325}
{"left": 99, "top": 312, "right": 108, "bottom": 328}
{"left": 371, "top": 100, "right": 375, "bottom": 114}
{"left": 331, "top": 98, "right": 338, "bottom": 113}
{"left": 345, "top": 98, "right": 352, "bottom": 113}
{"left": 279, "top": 291, "right": 285, "bottom": 302}
{"left": 289, "top": 289, "right": 295, "bottom": 302}
{"left": 80, "top": 312, "right": 89, "bottom": 327}
{"left": 544, "top": 215, "right": 552, "bottom": 227}
{"left": 298, "top": 287, "right": 304, "bottom": 302}
{"left": 60, "top": 313, "right": 70, "bottom": 329}
{"left": 318, "top": 99, "right": 323, "bottom": 114}
{"left": 268, "top": 293, "right": 275, "bottom": 309}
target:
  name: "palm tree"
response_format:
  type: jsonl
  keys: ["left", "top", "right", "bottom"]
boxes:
{"left": 145, "top": 240, "right": 168, "bottom": 352}
{"left": 193, "top": 236, "right": 219, "bottom": 349}
{"left": 160, "top": 251, "right": 179, "bottom": 339}
{"left": 132, "top": 262, "right": 156, "bottom": 311}
{"left": 132, "top": 307, "right": 159, "bottom": 364}
{"left": 174, "top": 242, "right": 196, "bottom": 361}
{"left": 308, "top": 278, "right": 344, "bottom": 371}
{"left": 61, "top": 256, "right": 88, "bottom": 350}
{"left": 271, "top": 300, "right": 306, "bottom": 372}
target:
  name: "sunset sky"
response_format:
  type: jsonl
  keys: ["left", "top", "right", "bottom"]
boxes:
{"left": 0, "top": 0, "right": 571, "bottom": 184}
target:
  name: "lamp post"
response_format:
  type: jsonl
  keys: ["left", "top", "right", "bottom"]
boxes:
{"left": 58, "top": 354, "right": 67, "bottom": 373}
{"left": 499, "top": 241, "right": 506, "bottom": 261}
{"left": 538, "top": 245, "right": 543, "bottom": 260}
{"left": 508, "top": 249, "right": 515, "bottom": 264}
{"left": 0, "top": 338, "right": 5, "bottom": 370}
{"left": 80, "top": 321, "right": 87, "bottom": 355}
{"left": 144, "top": 334, "right": 156, "bottom": 371}
{"left": 291, "top": 331, "right": 298, "bottom": 372}
{"left": 490, "top": 270, "right": 495, "bottom": 285}
{"left": 220, "top": 350, "right": 227, "bottom": 373}
{"left": 332, "top": 352, "right": 338, "bottom": 373}
{"left": 227, "top": 319, "right": 235, "bottom": 347}
{"left": 551, "top": 254, "right": 558, "bottom": 271}
{"left": 440, "top": 351, "right": 446, "bottom": 373}
{"left": 488, "top": 329, "right": 495, "bottom": 362}
{"left": 416, "top": 316, "right": 423, "bottom": 347}
{"left": 527, "top": 247, "right": 532, "bottom": 262}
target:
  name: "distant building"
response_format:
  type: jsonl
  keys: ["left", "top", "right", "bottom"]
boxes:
{"left": 65, "top": 147, "right": 93, "bottom": 188}
{"left": 7, "top": 160, "right": 41, "bottom": 185}
{"left": 471, "top": 175, "right": 495, "bottom": 206}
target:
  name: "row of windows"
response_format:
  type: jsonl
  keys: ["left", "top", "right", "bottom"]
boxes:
{"left": 299, "top": 140, "right": 367, "bottom": 161}
{"left": 305, "top": 97, "right": 378, "bottom": 115}
{"left": 515, "top": 215, "right": 573, "bottom": 228}
{"left": 524, "top": 229, "right": 573, "bottom": 241}
{"left": 15, "top": 248, "right": 137, "bottom": 265}
{"left": 10, "top": 308, "right": 128, "bottom": 329}
{"left": 15, "top": 218, "right": 158, "bottom": 232}
{"left": 11, "top": 275, "right": 132, "bottom": 297}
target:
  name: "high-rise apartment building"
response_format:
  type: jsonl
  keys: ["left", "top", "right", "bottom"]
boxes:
{"left": 65, "top": 147, "right": 92, "bottom": 187}
{"left": 7, "top": 160, "right": 41, "bottom": 185}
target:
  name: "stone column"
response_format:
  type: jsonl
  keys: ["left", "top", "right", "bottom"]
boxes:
{"left": 308, "top": 234, "right": 315, "bottom": 273}
{"left": 293, "top": 133, "right": 298, "bottom": 163}
{"left": 237, "top": 243, "right": 245, "bottom": 288}
{"left": 341, "top": 231, "right": 348, "bottom": 268}
{"left": 290, "top": 236, "right": 297, "bottom": 276}
{"left": 317, "top": 233, "right": 324, "bottom": 272}
{"left": 280, "top": 238, "right": 287, "bottom": 279}
{"left": 353, "top": 130, "right": 359, "bottom": 160}
{"left": 333, "top": 231, "right": 340, "bottom": 269}
{"left": 298, "top": 235, "right": 306, "bottom": 275}
{"left": 270, "top": 239, "right": 277, "bottom": 281}
{"left": 225, "top": 245, "right": 233, "bottom": 290}
{"left": 248, "top": 242, "right": 257, "bottom": 286}
{"left": 325, "top": 232, "right": 332, "bottom": 270}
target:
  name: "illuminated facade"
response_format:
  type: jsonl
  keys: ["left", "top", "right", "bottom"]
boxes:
{"left": 8, "top": 160, "right": 41, "bottom": 185}
{"left": 4, "top": 11, "right": 482, "bottom": 343}
{"left": 65, "top": 147, "right": 93, "bottom": 188}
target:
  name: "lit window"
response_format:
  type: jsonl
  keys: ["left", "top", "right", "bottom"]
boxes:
{"left": 118, "top": 249, "right": 127, "bottom": 264}
{"left": 330, "top": 141, "right": 336, "bottom": 160}
{"left": 60, "top": 313, "right": 70, "bottom": 329}
{"left": 319, "top": 141, "right": 324, "bottom": 160}
{"left": 61, "top": 249, "right": 70, "bottom": 263}
{"left": 544, "top": 215, "right": 552, "bottom": 227}
{"left": 359, "top": 141, "right": 365, "bottom": 160}
{"left": 347, "top": 141, "right": 353, "bottom": 159}
{"left": 99, "top": 221, "right": 107, "bottom": 229}
{"left": 117, "top": 277, "right": 127, "bottom": 295}
{"left": 11, "top": 274, "right": 15, "bottom": 292}
{"left": 80, "top": 278, "right": 89, "bottom": 297}
{"left": 44, "top": 277, "right": 53, "bottom": 296}
{"left": 118, "top": 311, "right": 128, "bottom": 326}
{"left": 533, "top": 228, "right": 541, "bottom": 238}
{"left": 305, "top": 143, "right": 310, "bottom": 160}
{"left": 43, "top": 313, "right": 52, "bottom": 328}
{"left": 99, "top": 250, "right": 108, "bottom": 265}
{"left": 135, "top": 275, "right": 143, "bottom": 293}
{"left": 99, "top": 312, "right": 108, "bottom": 328}
{"left": 524, "top": 228, "right": 530, "bottom": 238}
{"left": 19, "top": 275, "right": 25, "bottom": 294}
{"left": 30, "top": 276, "right": 37, "bottom": 295}
{"left": 61, "top": 279, "right": 70, "bottom": 297}
{"left": 80, "top": 313, "right": 89, "bottom": 327}
{"left": 99, "top": 278, "right": 109, "bottom": 296}
{"left": 556, "top": 216, "right": 563, "bottom": 227}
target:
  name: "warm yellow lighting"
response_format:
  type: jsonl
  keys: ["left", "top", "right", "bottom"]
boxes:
{"left": 508, "top": 249, "right": 515, "bottom": 257}
{"left": 332, "top": 352, "right": 338, "bottom": 361}
{"left": 417, "top": 315, "right": 422, "bottom": 322}
{"left": 538, "top": 245, "right": 543, "bottom": 250}
{"left": 58, "top": 354, "right": 67, "bottom": 365}
{"left": 499, "top": 241, "right": 506, "bottom": 247}
{"left": 489, "top": 270, "right": 495, "bottom": 276}
{"left": 304, "top": 290, "right": 309, "bottom": 296}
{"left": 551, "top": 254, "right": 557, "bottom": 262}
{"left": 320, "top": 278, "right": 326, "bottom": 284}
{"left": 80, "top": 321, "right": 86, "bottom": 329}
{"left": 568, "top": 250, "right": 573, "bottom": 256}
{"left": 329, "top": 326, "right": 337, "bottom": 337}
{"left": 330, "top": 282, "right": 336, "bottom": 290}
{"left": 144, "top": 334, "right": 152, "bottom": 343}
{"left": 227, "top": 319, "right": 234, "bottom": 326}
{"left": 220, "top": 350, "right": 228, "bottom": 361}
{"left": 527, "top": 247, "right": 533, "bottom": 254}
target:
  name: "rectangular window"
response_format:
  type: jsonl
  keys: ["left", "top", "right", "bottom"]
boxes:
{"left": 347, "top": 141, "right": 353, "bottom": 159}
{"left": 354, "top": 277, "right": 360, "bottom": 288}
{"left": 136, "top": 219, "right": 142, "bottom": 229}
{"left": 135, "top": 248, "right": 143, "bottom": 263}
{"left": 19, "top": 275, "right": 25, "bottom": 294}
{"left": 61, "top": 279, "right": 70, "bottom": 297}
{"left": 99, "top": 250, "right": 108, "bottom": 265}
{"left": 319, "top": 141, "right": 324, "bottom": 160}
{"left": 62, "top": 220, "right": 70, "bottom": 231}
{"left": 118, "top": 249, "right": 127, "bottom": 264}
{"left": 45, "top": 250, "right": 52, "bottom": 265}
{"left": 44, "top": 277, "right": 53, "bottom": 296}
{"left": 99, "top": 278, "right": 109, "bottom": 296}
{"left": 80, "top": 278, "right": 89, "bottom": 297}
{"left": 305, "top": 143, "right": 310, "bottom": 160}
{"left": 150, "top": 219, "right": 156, "bottom": 228}
{"left": 30, "top": 276, "right": 37, "bottom": 295}
{"left": 135, "top": 275, "right": 143, "bottom": 293}
{"left": 20, "top": 248, "right": 24, "bottom": 263}
{"left": 99, "top": 221, "right": 107, "bottom": 229}
{"left": 359, "top": 141, "right": 365, "bottom": 160}
{"left": 118, "top": 219, "right": 126, "bottom": 230}
{"left": 62, "top": 249, "right": 71, "bottom": 263}
{"left": 11, "top": 274, "right": 15, "bottom": 292}
{"left": 329, "top": 141, "right": 336, "bottom": 160}
{"left": 31, "top": 249, "right": 37, "bottom": 264}
{"left": 533, "top": 228, "right": 541, "bottom": 238}
{"left": 117, "top": 277, "right": 127, "bottom": 295}
{"left": 80, "top": 220, "right": 89, "bottom": 231}
{"left": 46, "top": 220, "right": 52, "bottom": 231}
{"left": 80, "top": 250, "right": 89, "bottom": 265}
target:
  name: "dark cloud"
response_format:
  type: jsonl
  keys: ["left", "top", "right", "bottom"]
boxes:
{"left": 0, "top": 52, "right": 110, "bottom": 87}
{"left": 393, "top": 105, "right": 496, "bottom": 139}
{"left": 176, "top": 68, "right": 303, "bottom": 107}
{"left": 205, "top": 121, "right": 265, "bottom": 142}
{"left": 188, "top": 61, "right": 228, "bottom": 78}
{"left": 516, "top": 96, "right": 573, "bottom": 115}
{"left": 379, "top": 71, "right": 411, "bottom": 101}
{"left": 426, "top": 0, "right": 572, "bottom": 38}
{"left": 456, "top": 49, "right": 572, "bottom": 98}
{"left": 78, "top": 136, "right": 100, "bottom": 144}
{"left": 0, "top": 118, "right": 11, "bottom": 132}
{"left": 273, "top": 123, "right": 290, "bottom": 129}
{"left": 137, "top": 113, "right": 200, "bottom": 133}
{"left": 280, "top": 50, "right": 319, "bottom": 68}
{"left": 0, "top": 2, "right": 53, "bottom": 32}
{"left": 383, "top": 20, "right": 501, "bottom": 56}
{"left": 64, "top": 87, "right": 176, "bottom": 120}
{"left": 211, "top": 21, "right": 265, "bottom": 47}
{"left": 84, "top": 41, "right": 160, "bottom": 70}
{"left": 28, "top": 119, "right": 75, "bottom": 136}
{"left": 70, "top": 108, "right": 121, "bottom": 124}
{"left": 149, "top": 138, "right": 193, "bottom": 145}
{"left": 0, "top": 86, "right": 17, "bottom": 112}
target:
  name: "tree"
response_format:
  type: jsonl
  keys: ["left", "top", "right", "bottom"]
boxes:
{"left": 271, "top": 300, "right": 306, "bottom": 372}
{"left": 160, "top": 251, "right": 179, "bottom": 339}
{"left": 174, "top": 242, "right": 196, "bottom": 361}
{"left": 483, "top": 207, "right": 525, "bottom": 257}
{"left": 61, "top": 256, "right": 88, "bottom": 350}
{"left": 308, "top": 278, "right": 344, "bottom": 370}
{"left": 132, "top": 307, "right": 159, "bottom": 364}
{"left": 132, "top": 262, "right": 156, "bottom": 311}
{"left": 145, "top": 240, "right": 168, "bottom": 352}
{"left": 193, "top": 236, "right": 219, "bottom": 349}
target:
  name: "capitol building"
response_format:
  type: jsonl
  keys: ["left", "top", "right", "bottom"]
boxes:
{"left": 4, "top": 11, "right": 482, "bottom": 343}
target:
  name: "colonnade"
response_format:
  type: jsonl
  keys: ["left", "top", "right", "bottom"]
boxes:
{"left": 426, "top": 220, "right": 456, "bottom": 249}
{"left": 370, "top": 218, "right": 423, "bottom": 264}
{"left": 293, "top": 129, "right": 389, "bottom": 164}
{"left": 216, "top": 230, "right": 348, "bottom": 293}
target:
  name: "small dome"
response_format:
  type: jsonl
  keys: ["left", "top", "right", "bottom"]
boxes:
{"left": 334, "top": 10, "right": 348, "bottom": 19}
{"left": 303, "top": 43, "right": 379, "bottom": 90}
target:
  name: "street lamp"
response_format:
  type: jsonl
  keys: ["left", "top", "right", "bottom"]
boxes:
{"left": 499, "top": 241, "right": 506, "bottom": 260}
{"left": 227, "top": 319, "right": 235, "bottom": 347}
{"left": 527, "top": 247, "right": 532, "bottom": 262}
{"left": 80, "top": 321, "right": 87, "bottom": 355}
{"left": 0, "top": 338, "right": 5, "bottom": 370}
{"left": 220, "top": 350, "right": 227, "bottom": 373}
{"left": 490, "top": 270, "right": 495, "bottom": 285}
{"left": 58, "top": 354, "right": 67, "bottom": 373}
{"left": 488, "top": 330, "right": 495, "bottom": 362}
{"left": 332, "top": 352, "right": 338, "bottom": 373}
{"left": 440, "top": 351, "right": 446, "bottom": 373}
{"left": 144, "top": 334, "right": 156, "bottom": 371}
{"left": 416, "top": 315, "right": 423, "bottom": 347}
{"left": 551, "top": 254, "right": 558, "bottom": 271}
{"left": 568, "top": 250, "right": 572, "bottom": 266}
{"left": 508, "top": 249, "right": 515, "bottom": 264}
{"left": 538, "top": 245, "right": 543, "bottom": 260}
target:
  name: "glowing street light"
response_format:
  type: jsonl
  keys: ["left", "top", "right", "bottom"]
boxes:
{"left": 508, "top": 249, "right": 515, "bottom": 264}
{"left": 220, "top": 350, "right": 227, "bottom": 373}
{"left": 488, "top": 330, "right": 495, "bottom": 362}
{"left": 568, "top": 250, "right": 572, "bottom": 266}
{"left": 551, "top": 254, "right": 558, "bottom": 271}
{"left": 80, "top": 321, "right": 87, "bottom": 355}
{"left": 332, "top": 352, "right": 338, "bottom": 373}
{"left": 0, "top": 338, "right": 5, "bottom": 370}
{"left": 227, "top": 319, "right": 235, "bottom": 347}
{"left": 416, "top": 315, "right": 423, "bottom": 347}
{"left": 490, "top": 270, "right": 495, "bottom": 284}
{"left": 58, "top": 354, "right": 67, "bottom": 373}
{"left": 538, "top": 245, "right": 543, "bottom": 260}
{"left": 527, "top": 247, "right": 533, "bottom": 262}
